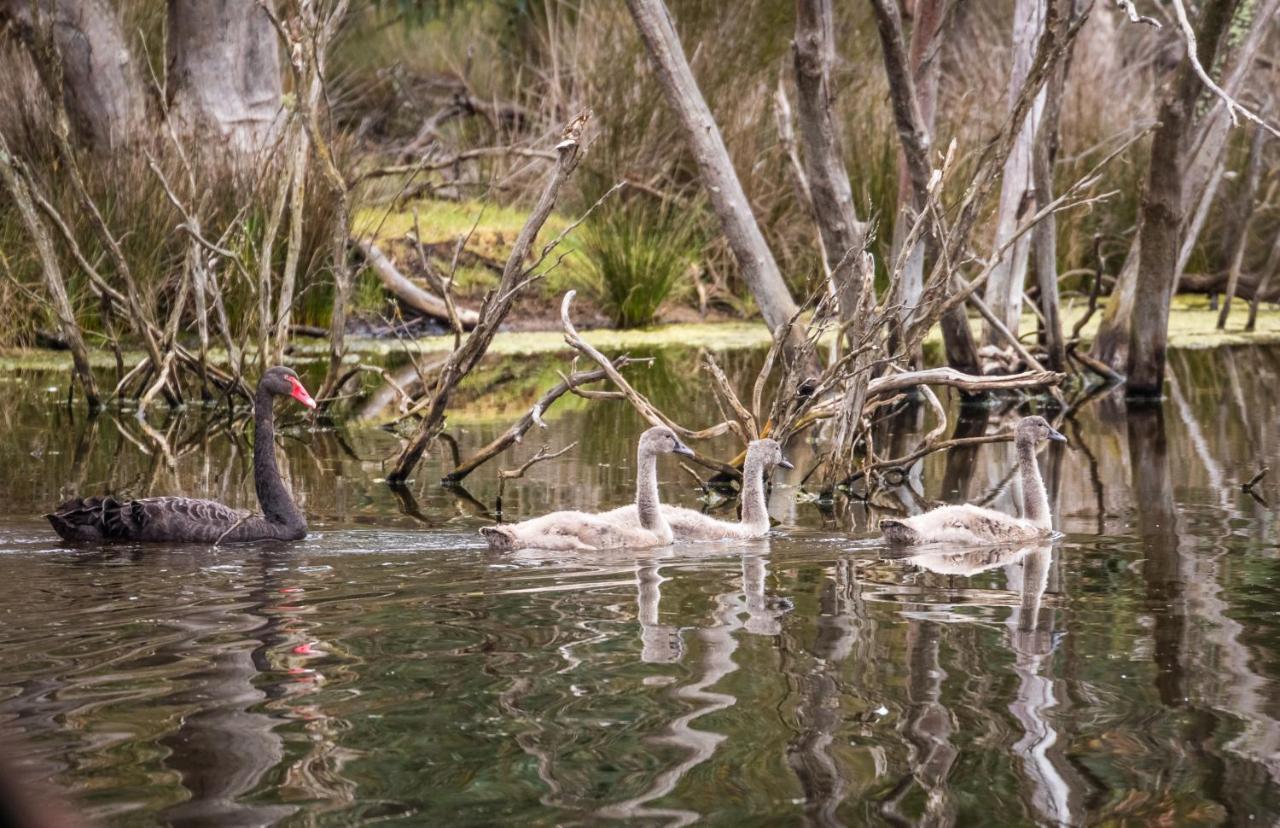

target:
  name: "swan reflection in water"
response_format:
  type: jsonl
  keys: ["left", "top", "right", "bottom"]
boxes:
{"left": 500, "top": 540, "right": 787, "bottom": 824}
{"left": 601, "top": 542, "right": 787, "bottom": 825}
{"left": 892, "top": 542, "right": 1080, "bottom": 827}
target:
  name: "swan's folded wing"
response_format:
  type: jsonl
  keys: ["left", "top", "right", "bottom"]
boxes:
{"left": 571, "top": 515, "right": 663, "bottom": 550}
{"left": 663, "top": 507, "right": 744, "bottom": 539}
{"left": 601, "top": 504, "right": 744, "bottom": 540}
{"left": 132, "top": 497, "right": 251, "bottom": 541}
{"left": 902, "top": 504, "right": 1040, "bottom": 545}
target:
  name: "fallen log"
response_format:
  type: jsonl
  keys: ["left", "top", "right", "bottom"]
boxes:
{"left": 1180, "top": 270, "right": 1280, "bottom": 303}
{"left": 354, "top": 238, "right": 480, "bottom": 329}
{"left": 866, "top": 366, "right": 1064, "bottom": 398}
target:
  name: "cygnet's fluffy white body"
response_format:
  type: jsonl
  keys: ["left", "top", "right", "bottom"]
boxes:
{"left": 604, "top": 438, "right": 792, "bottom": 541}
{"left": 880, "top": 416, "right": 1066, "bottom": 547}
{"left": 480, "top": 426, "right": 693, "bottom": 552}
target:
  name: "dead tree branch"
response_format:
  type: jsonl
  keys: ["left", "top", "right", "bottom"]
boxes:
{"left": 386, "top": 112, "right": 592, "bottom": 484}
{"left": 360, "top": 146, "right": 557, "bottom": 180}
{"left": 0, "top": 131, "right": 99, "bottom": 408}
{"left": 559, "top": 290, "right": 741, "bottom": 478}
{"left": 496, "top": 442, "right": 578, "bottom": 505}
{"left": 1169, "top": 0, "right": 1280, "bottom": 139}
{"left": 866, "top": 367, "right": 1065, "bottom": 398}
{"left": 355, "top": 239, "right": 481, "bottom": 328}
{"left": 444, "top": 357, "right": 637, "bottom": 483}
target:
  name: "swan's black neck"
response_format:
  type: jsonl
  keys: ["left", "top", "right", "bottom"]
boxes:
{"left": 1016, "top": 437, "right": 1051, "bottom": 531}
{"left": 254, "top": 385, "right": 305, "bottom": 532}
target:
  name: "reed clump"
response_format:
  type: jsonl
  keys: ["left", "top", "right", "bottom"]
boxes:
{"left": 573, "top": 195, "right": 702, "bottom": 328}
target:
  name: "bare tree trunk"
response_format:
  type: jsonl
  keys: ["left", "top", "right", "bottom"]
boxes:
{"left": 1216, "top": 118, "right": 1269, "bottom": 329}
{"left": 0, "top": 134, "right": 100, "bottom": 407}
{"left": 1177, "top": 156, "right": 1226, "bottom": 280}
{"left": 624, "top": 0, "right": 799, "bottom": 336}
{"left": 166, "top": 0, "right": 283, "bottom": 154}
{"left": 1092, "top": 0, "right": 1275, "bottom": 368}
{"left": 1126, "top": 0, "right": 1240, "bottom": 397}
{"left": 1089, "top": 235, "right": 1138, "bottom": 367}
{"left": 1246, "top": 230, "right": 1280, "bottom": 331}
{"left": 1032, "top": 28, "right": 1072, "bottom": 371}
{"left": 870, "top": 0, "right": 983, "bottom": 375}
{"left": 792, "top": 0, "right": 867, "bottom": 317}
{"left": 888, "top": 0, "right": 941, "bottom": 330}
{"left": 0, "top": 0, "right": 146, "bottom": 150}
{"left": 982, "top": 0, "right": 1046, "bottom": 344}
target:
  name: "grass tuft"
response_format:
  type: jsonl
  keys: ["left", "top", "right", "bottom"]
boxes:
{"left": 573, "top": 198, "right": 701, "bottom": 328}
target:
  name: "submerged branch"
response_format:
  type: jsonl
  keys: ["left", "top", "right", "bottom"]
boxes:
{"left": 560, "top": 290, "right": 740, "bottom": 478}
{"left": 444, "top": 356, "right": 638, "bottom": 483}
{"left": 496, "top": 442, "right": 579, "bottom": 506}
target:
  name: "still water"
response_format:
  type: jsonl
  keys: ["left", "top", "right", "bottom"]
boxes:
{"left": 0, "top": 344, "right": 1278, "bottom": 826}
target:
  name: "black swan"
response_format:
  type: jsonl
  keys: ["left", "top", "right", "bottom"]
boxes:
{"left": 47, "top": 366, "right": 317, "bottom": 544}
{"left": 880, "top": 415, "right": 1066, "bottom": 546}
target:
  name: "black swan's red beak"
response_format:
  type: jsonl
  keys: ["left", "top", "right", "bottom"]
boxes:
{"left": 289, "top": 377, "right": 318, "bottom": 409}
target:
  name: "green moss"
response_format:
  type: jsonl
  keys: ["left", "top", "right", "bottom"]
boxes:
{"left": 8, "top": 297, "right": 1280, "bottom": 374}
{"left": 353, "top": 198, "right": 587, "bottom": 297}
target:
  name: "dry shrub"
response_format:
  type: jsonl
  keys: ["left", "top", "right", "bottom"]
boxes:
{"left": 0, "top": 31, "right": 340, "bottom": 349}
{"left": 336, "top": 0, "right": 1191, "bottom": 318}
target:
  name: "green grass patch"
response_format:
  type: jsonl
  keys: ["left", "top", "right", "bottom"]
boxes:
{"left": 353, "top": 197, "right": 587, "bottom": 298}
{"left": 570, "top": 197, "right": 700, "bottom": 328}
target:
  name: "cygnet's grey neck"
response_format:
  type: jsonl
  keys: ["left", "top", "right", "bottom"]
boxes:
{"left": 740, "top": 451, "right": 771, "bottom": 532}
{"left": 1016, "top": 436, "right": 1052, "bottom": 530}
{"left": 636, "top": 445, "right": 673, "bottom": 542}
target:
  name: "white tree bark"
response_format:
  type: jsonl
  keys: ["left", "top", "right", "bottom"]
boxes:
{"left": 624, "top": 0, "right": 799, "bottom": 335}
{"left": 166, "top": 0, "right": 283, "bottom": 155}
{"left": 1, "top": 0, "right": 145, "bottom": 150}
{"left": 889, "top": 0, "right": 943, "bottom": 322}
{"left": 982, "top": 0, "right": 1047, "bottom": 344}
{"left": 792, "top": 0, "right": 866, "bottom": 294}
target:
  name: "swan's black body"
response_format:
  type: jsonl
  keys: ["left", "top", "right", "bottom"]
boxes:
{"left": 47, "top": 367, "right": 316, "bottom": 544}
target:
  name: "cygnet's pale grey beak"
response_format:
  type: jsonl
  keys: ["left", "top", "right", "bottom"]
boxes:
{"left": 672, "top": 440, "right": 696, "bottom": 457}
{"left": 778, "top": 456, "right": 795, "bottom": 470}
{"left": 1047, "top": 426, "right": 1068, "bottom": 443}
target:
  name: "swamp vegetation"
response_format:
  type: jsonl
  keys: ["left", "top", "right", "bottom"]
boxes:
{"left": 0, "top": 345, "right": 1278, "bottom": 823}
{"left": 1, "top": 0, "right": 1280, "bottom": 823}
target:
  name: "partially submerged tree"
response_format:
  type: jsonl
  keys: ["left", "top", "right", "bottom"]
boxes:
{"left": 1126, "top": 0, "right": 1243, "bottom": 396}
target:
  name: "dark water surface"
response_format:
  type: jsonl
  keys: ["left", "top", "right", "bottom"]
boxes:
{"left": 1, "top": 345, "right": 1279, "bottom": 826}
